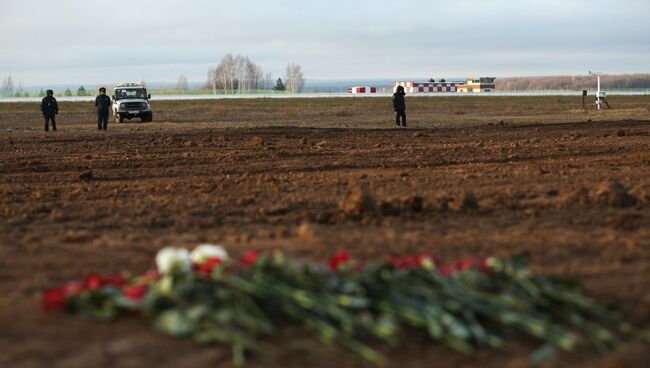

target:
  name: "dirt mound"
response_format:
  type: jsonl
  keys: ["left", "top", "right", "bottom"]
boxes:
{"left": 340, "top": 185, "right": 379, "bottom": 218}
{"left": 450, "top": 191, "right": 479, "bottom": 211}
{"left": 249, "top": 136, "right": 264, "bottom": 147}
{"left": 594, "top": 181, "right": 637, "bottom": 208}
{"left": 562, "top": 187, "right": 591, "bottom": 206}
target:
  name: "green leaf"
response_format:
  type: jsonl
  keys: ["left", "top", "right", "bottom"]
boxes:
{"left": 155, "top": 309, "right": 192, "bottom": 336}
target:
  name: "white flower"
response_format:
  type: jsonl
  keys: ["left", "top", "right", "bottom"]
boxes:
{"left": 190, "top": 244, "right": 229, "bottom": 264}
{"left": 155, "top": 247, "right": 191, "bottom": 274}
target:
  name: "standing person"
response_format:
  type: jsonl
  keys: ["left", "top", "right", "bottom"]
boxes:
{"left": 40, "top": 89, "right": 58, "bottom": 132}
{"left": 392, "top": 85, "right": 407, "bottom": 127}
{"left": 95, "top": 87, "right": 111, "bottom": 130}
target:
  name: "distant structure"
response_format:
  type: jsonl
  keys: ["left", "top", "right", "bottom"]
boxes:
{"left": 393, "top": 81, "right": 459, "bottom": 93}
{"left": 348, "top": 86, "right": 377, "bottom": 94}
{"left": 456, "top": 77, "right": 496, "bottom": 93}
{"left": 588, "top": 71, "right": 610, "bottom": 110}
{"left": 391, "top": 77, "right": 496, "bottom": 93}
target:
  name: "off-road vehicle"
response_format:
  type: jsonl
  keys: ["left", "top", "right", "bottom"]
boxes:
{"left": 112, "top": 83, "right": 153, "bottom": 123}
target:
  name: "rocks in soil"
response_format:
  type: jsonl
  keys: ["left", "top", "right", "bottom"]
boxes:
{"left": 259, "top": 205, "right": 289, "bottom": 216}
{"left": 297, "top": 221, "right": 324, "bottom": 243}
{"left": 379, "top": 201, "right": 400, "bottom": 216}
{"left": 249, "top": 136, "right": 264, "bottom": 147}
{"left": 340, "top": 185, "right": 379, "bottom": 218}
{"left": 616, "top": 129, "right": 626, "bottom": 137}
{"left": 594, "top": 181, "right": 637, "bottom": 208}
{"left": 629, "top": 186, "right": 650, "bottom": 204}
{"left": 450, "top": 191, "right": 479, "bottom": 211}
{"left": 561, "top": 187, "right": 590, "bottom": 206}
{"left": 79, "top": 170, "right": 93, "bottom": 180}
{"left": 379, "top": 195, "right": 424, "bottom": 216}
{"left": 4, "top": 136, "right": 14, "bottom": 145}
{"left": 399, "top": 195, "right": 423, "bottom": 213}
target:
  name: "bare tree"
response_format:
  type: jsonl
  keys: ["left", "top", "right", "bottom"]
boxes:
{"left": 209, "top": 54, "right": 272, "bottom": 94}
{"left": 207, "top": 67, "right": 217, "bottom": 94}
{"left": 1, "top": 75, "right": 14, "bottom": 97}
{"left": 233, "top": 55, "right": 247, "bottom": 94}
{"left": 221, "top": 54, "right": 234, "bottom": 93}
{"left": 245, "top": 60, "right": 263, "bottom": 91}
{"left": 254, "top": 64, "right": 264, "bottom": 91}
{"left": 176, "top": 75, "right": 189, "bottom": 94}
{"left": 285, "top": 63, "right": 305, "bottom": 93}
{"left": 264, "top": 72, "right": 273, "bottom": 90}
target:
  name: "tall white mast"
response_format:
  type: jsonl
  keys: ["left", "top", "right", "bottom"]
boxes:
{"left": 589, "top": 71, "right": 604, "bottom": 110}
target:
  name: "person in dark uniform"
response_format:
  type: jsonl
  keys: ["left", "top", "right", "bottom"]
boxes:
{"left": 392, "top": 85, "right": 407, "bottom": 127}
{"left": 40, "top": 89, "right": 58, "bottom": 132}
{"left": 95, "top": 87, "right": 111, "bottom": 130}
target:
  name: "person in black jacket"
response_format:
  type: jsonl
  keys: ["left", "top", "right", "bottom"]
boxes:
{"left": 40, "top": 89, "right": 58, "bottom": 132}
{"left": 392, "top": 85, "right": 407, "bottom": 127}
{"left": 95, "top": 87, "right": 111, "bottom": 130}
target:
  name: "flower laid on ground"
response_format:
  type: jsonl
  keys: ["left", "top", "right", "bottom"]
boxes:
{"left": 240, "top": 250, "right": 260, "bottom": 265}
{"left": 155, "top": 247, "right": 191, "bottom": 274}
{"left": 43, "top": 247, "right": 650, "bottom": 367}
{"left": 189, "top": 244, "right": 229, "bottom": 263}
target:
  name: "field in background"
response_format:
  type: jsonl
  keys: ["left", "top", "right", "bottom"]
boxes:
{"left": 1, "top": 96, "right": 650, "bottom": 367}
{"left": 2, "top": 95, "right": 650, "bottom": 130}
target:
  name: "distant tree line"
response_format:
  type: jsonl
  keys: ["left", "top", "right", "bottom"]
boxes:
{"left": 2, "top": 76, "right": 32, "bottom": 97}
{"left": 497, "top": 73, "right": 650, "bottom": 91}
{"left": 207, "top": 54, "right": 305, "bottom": 94}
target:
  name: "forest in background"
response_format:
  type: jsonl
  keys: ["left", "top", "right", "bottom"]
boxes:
{"left": 496, "top": 73, "right": 650, "bottom": 91}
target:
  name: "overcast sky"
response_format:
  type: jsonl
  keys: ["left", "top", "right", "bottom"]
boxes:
{"left": 1, "top": 0, "right": 649, "bottom": 85}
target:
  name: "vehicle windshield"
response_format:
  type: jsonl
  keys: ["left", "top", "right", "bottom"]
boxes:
{"left": 114, "top": 88, "right": 147, "bottom": 100}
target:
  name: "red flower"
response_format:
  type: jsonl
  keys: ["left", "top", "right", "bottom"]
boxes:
{"left": 104, "top": 275, "right": 127, "bottom": 288}
{"left": 439, "top": 263, "right": 458, "bottom": 276}
{"left": 194, "top": 257, "right": 223, "bottom": 277}
{"left": 328, "top": 249, "right": 350, "bottom": 271}
{"left": 387, "top": 254, "right": 434, "bottom": 269}
{"left": 42, "top": 287, "right": 66, "bottom": 312}
{"left": 123, "top": 284, "right": 148, "bottom": 300}
{"left": 458, "top": 258, "right": 476, "bottom": 272}
{"left": 83, "top": 274, "right": 104, "bottom": 290}
{"left": 61, "top": 281, "right": 85, "bottom": 295}
{"left": 475, "top": 258, "right": 492, "bottom": 273}
{"left": 241, "top": 251, "right": 260, "bottom": 265}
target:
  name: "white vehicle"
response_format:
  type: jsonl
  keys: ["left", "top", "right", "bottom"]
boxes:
{"left": 112, "top": 83, "right": 153, "bottom": 123}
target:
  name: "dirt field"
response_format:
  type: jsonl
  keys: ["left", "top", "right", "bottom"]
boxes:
{"left": 1, "top": 96, "right": 650, "bottom": 367}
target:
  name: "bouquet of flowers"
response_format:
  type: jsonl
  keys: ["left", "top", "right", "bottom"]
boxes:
{"left": 43, "top": 245, "right": 649, "bottom": 366}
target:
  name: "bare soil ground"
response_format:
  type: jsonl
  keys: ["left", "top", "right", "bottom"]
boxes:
{"left": 1, "top": 96, "right": 650, "bottom": 367}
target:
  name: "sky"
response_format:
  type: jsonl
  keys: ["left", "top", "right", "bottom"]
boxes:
{"left": 1, "top": 0, "right": 649, "bottom": 86}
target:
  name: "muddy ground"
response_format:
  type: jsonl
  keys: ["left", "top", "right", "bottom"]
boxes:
{"left": 1, "top": 97, "right": 650, "bottom": 367}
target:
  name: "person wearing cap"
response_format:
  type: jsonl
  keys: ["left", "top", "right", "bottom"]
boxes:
{"left": 392, "top": 85, "right": 407, "bottom": 127}
{"left": 40, "top": 89, "right": 58, "bottom": 132}
{"left": 95, "top": 87, "right": 112, "bottom": 130}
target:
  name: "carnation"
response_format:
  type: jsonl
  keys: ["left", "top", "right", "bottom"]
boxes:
{"left": 155, "top": 247, "right": 191, "bottom": 274}
{"left": 190, "top": 244, "right": 229, "bottom": 264}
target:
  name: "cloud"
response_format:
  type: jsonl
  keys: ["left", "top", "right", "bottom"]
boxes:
{"left": 1, "top": 0, "right": 648, "bottom": 84}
